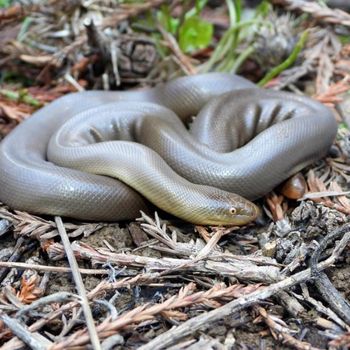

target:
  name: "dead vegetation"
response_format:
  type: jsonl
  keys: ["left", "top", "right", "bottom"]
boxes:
{"left": 0, "top": 0, "right": 350, "bottom": 349}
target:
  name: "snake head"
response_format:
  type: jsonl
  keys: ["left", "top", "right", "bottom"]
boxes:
{"left": 202, "top": 190, "right": 260, "bottom": 226}
{"left": 225, "top": 194, "right": 260, "bottom": 226}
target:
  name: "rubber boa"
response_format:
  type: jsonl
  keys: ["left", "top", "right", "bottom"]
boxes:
{"left": 0, "top": 73, "right": 337, "bottom": 225}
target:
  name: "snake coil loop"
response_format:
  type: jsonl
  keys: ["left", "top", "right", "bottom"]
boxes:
{"left": 0, "top": 73, "right": 337, "bottom": 225}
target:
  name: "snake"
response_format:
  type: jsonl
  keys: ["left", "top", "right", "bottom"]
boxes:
{"left": 0, "top": 73, "right": 337, "bottom": 225}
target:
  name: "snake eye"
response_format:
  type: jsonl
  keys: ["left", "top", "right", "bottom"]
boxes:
{"left": 230, "top": 207, "right": 237, "bottom": 215}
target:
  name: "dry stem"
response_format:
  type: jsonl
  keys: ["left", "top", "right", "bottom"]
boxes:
{"left": 55, "top": 217, "right": 101, "bottom": 350}
{"left": 271, "top": 0, "right": 350, "bottom": 27}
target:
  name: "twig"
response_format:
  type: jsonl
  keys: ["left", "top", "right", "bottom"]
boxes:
{"left": 0, "top": 274, "right": 157, "bottom": 350}
{"left": 313, "top": 274, "right": 350, "bottom": 324}
{"left": 310, "top": 224, "right": 350, "bottom": 324}
{"left": 101, "top": 334, "right": 124, "bottom": 349}
{"left": 255, "top": 306, "right": 321, "bottom": 350}
{"left": 16, "top": 292, "right": 79, "bottom": 318}
{"left": 0, "top": 206, "right": 107, "bottom": 240}
{"left": 297, "top": 284, "right": 348, "bottom": 330}
{"left": 329, "top": 331, "right": 350, "bottom": 348}
{"left": 55, "top": 216, "right": 101, "bottom": 350}
{"left": 0, "top": 237, "right": 34, "bottom": 283}
{"left": 64, "top": 73, "right": 85, "bottom": 92}
{"left": 270, "top": 0, "right": 350, "bottom": 27}
{"left": 48, "top": 240, "right": 281, "bottom": 282}
{"left": 101, "top": 0, "right": 168, "bottom": 28}
{"left": 277, "top": 291, "right": 305, "bottom": 317}
{"left": 0, "top": 261, "right": 108, "bottom": 275}
{"left": 194, "top": 229, "right": 225, "bottom": 260}
{"left": 305, "top": 170, "right": 350, "bottom": 215}
{"left": 49, "top": 282, "right": 262, "bottom": 349}
{"left": 0, "top": 312, "right": 48, "bottom": 350}
{"left": 138, "top": 227, "right": 350, "bottom": 350}
{"left": 158, "top": 25, "right": 197, "bottom": 75}
{"left": 0, "top": 218, "right": 12, "bottom": 236}
{"left": 310, "top": 224, "right": 350, "bottom": 277}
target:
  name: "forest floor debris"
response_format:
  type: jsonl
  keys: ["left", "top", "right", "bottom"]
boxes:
{"left": 0, "top": 0, "right": 350, "bottom": 349}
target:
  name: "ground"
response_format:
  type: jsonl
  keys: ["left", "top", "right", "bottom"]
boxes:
{"left": 0, "top": 1, "right": 350, "bottom": 349}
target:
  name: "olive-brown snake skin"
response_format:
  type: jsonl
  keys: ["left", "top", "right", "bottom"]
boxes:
{"left": 0, "top": 73, "right": 337, "bottom": 225}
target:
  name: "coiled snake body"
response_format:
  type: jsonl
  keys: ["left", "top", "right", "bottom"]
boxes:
{"left": 0, "top": 73, "right": 337, "bottom": 225}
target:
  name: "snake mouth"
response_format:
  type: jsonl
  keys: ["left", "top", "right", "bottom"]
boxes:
{"left": 251, "top": 203, "right": 261, "bottom": 220}
{"left": 234, "top": 202, "right": 260, "bottom": 225}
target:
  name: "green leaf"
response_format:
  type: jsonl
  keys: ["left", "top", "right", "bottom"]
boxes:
{"left": 195, "top": 0, "right": 208, "bottom": 14}
{"left": 179, "top": 16, "right": 213, "bottom": 53}
{"left": 233, "top": 0, "right": 242, "bottom": 23}
{"left": 0, "top": 0, "right": 10, "bottom": 8}
{"left": 157, "top": 5, "right": 179, "bottom": 35}
{"left": 255, "top": 0, "right": 271, "bottom": 18}
{"left": 338, "top": 34, "right": 350, "bottom": 45}
{"left": 258, "top": 30, "right": 309, "bottom": 87}
{"left": 0, "top": 88, "right": 41, "bottom": 107}
{"left": 186, "top": 0, "right": 208, "bottom": 17}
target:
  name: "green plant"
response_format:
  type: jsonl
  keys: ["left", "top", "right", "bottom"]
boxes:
{"left": 0, "top": 88, "right": 41, "bottom": 107}
{"left": 258, "top": 30, "right": 309, "bottom": 86}
{"left": 0, "top": 0, "right": 11, "bottom": 8}
{"left": 157, "top": 0, "right": 213, "bottom": 54}
{"left": 199, "top": 0, "right": 271, "bottom": 73}
{"left": 157, "top": 4, "right": 179, "bottom": 35}
{"left": 179, "top": 15, "right": 213, "bottom": 53}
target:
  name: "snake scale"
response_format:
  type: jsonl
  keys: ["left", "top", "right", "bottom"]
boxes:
{"left": 0, "top": 73, "right": 337, "bottom": 225}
